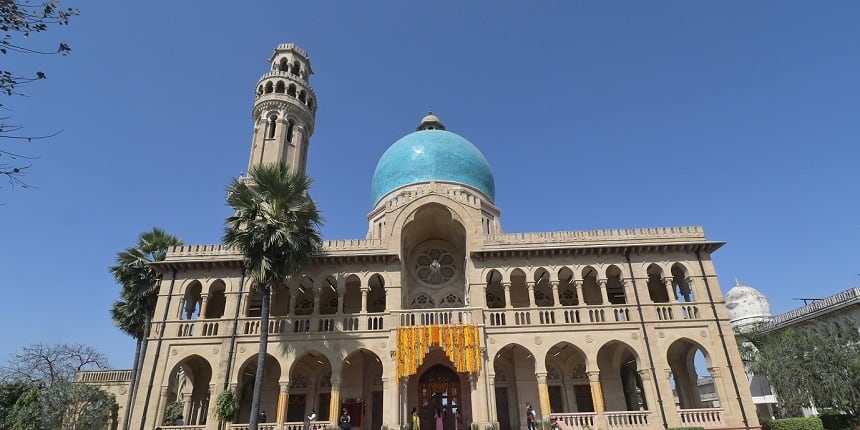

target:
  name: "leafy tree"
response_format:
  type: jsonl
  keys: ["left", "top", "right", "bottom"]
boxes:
{"left": 0, "top": 381, "right": 40, "bottom": 429}
{"left": 44, "top": 381, "right": 115, "bottom": 430}
{"left": 223, "top": 162, "right": 322, "bottom": 430}
{"left": 0, "top": 343, "right": 116, "bottom": 430}
{"left": 744, "top": 323, "right": 860, "bottom": 420}
{"left": 1, "top": 0, "right": 79, "bottom": 189}
{"left": 1, "top": 383, "right": 42, "bottom": 430}
{"left": 109, "top": 228, "right": 183, "bottom": 430}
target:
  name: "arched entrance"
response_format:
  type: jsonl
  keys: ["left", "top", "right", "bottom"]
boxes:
{"left": 418, "top": 365, "right": 463, "bottom": 430}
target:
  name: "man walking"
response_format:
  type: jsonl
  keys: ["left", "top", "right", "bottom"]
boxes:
{"left": 525, "top": 402, "right": 536, "bottom": 430}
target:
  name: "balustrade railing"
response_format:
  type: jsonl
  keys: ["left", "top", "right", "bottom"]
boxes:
{"left": 654, "top": 303, "right": 702, "bottom": 321}
{"left": 228, "top": 422, "right": 329, "bottom": 430}
{"left": 74, "top": 369, "right": 133, "bottom": 383}
{"left": 486, "top": 305, "right": 637, "bottom": 328}
{"left": 153, "top": 301, "right": 707, "bottom": 340}
{"left": 605, "top": 411, "right": 650, "bottom": 428}
{"left": 549, "top": 412, "right": 597, "bottom": 430}
{"left": 394, "top": 308, "right": 480, "bottom": 326}
{"left": 678, "top": 408, "right": 724, "bottom": 428}
{"left": 157, "top": 426, "right": 205, "bottom": 430}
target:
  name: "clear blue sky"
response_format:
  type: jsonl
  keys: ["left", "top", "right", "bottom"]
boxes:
{"left": 1, "top": 1, "right": 858, "bottom": 368}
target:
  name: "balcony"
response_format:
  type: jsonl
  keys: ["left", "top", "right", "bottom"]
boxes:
{"left": 151, "top": 301, "right": 706, "bottom": 341}
{"left": 678, "top": 408, "right": 724, "bottom": 428}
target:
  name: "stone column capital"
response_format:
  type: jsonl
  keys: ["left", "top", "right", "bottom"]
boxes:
{"left": 586, "top": 371, "right": 600, "bottom": 382}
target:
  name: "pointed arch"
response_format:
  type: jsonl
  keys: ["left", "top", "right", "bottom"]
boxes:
{"left": 597, "top": 341, "right": 646, "bottom": 411}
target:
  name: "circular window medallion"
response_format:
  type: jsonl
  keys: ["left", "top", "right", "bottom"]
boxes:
{"left": 413, "top": 245, "right": 457, "bottom": 287}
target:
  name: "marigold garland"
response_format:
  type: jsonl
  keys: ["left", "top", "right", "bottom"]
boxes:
{"left": 396, "top": 324, "right": 482, "bottom": 379}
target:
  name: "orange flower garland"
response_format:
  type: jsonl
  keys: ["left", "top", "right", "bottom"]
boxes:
{"left": 396, "top": 324, "right": 482, "bottom": 379}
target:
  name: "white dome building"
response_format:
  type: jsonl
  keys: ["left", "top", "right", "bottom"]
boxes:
{"left": 725, "top": 283, "right": 773, "bottom": 332}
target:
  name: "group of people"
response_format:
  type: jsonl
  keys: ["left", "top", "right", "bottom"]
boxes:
{"left": 410, "top": 407, "right": 463, "bottom": 430}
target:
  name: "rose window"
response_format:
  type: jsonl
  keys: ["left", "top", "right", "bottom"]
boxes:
{"left": 415, "top": 248, "right": 456, "bottom": 286}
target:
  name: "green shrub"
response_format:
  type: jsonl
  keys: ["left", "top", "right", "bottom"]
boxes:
{"left": 818, "top": 411, "right": 854, "bottom": 430}
{"left": 760, "top": 417, "right": 773, "bottom": 430}
{"left": 215, "top": 389, "right": 240, "bottom": 422}
{"left": 770, "top": 417, "right": 824, "bottom": 430}
{"left": 162, "top": 401, "right": 183, "bottom": 426}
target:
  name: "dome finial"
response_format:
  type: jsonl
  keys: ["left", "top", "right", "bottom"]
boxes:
{"left": 417, "top": 110, "right": 445, "bottom": 131}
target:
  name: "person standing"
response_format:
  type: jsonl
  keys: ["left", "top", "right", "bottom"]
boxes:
{"left": 306, "top": 409, "right": 317, "bottom": 430}
{"left": 411, "top": 407, "right": 420, "bottom": 430}
{"left": 525, "top": 402, "right": 536, "bottom": 430}
{"left": 434, "top": 409, "right": 443, "bottom": 430}
{"left": 340, "top": 407, "right": 351, "bottom": 430}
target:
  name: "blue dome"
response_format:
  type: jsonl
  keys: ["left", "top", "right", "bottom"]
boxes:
{"left": 371, "top": 129, "right": 495, "bottom": 205}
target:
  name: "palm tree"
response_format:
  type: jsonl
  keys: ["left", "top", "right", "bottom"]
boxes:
{"left": 223, "top": 163, "right": 322, "bottom": 430}
{"left": 109, "top": 228, "right": 183, "bottom": 430}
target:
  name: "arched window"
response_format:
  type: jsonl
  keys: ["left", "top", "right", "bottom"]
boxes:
{"left": 287, "top": 84, "right": 297, "bottom": 97}
{"left": 298, "top": 90, "right": 306, "bottom": 103}
{"left": 275, "top": 81, "right": 285, "bottom": 93}
{"left": 307, "top": 97, "right": 314, "bottom": 110}
{"left": 292, "top": 61, "right": 300, "bottom": 76}
{"left": 257, "top": 85, "right": 263, "bottom": 96}
{"left": 286, "top": 119, "right": 295, "bottom": 142}
{"left": 264, "top": 82, "right": 273, "bottom": 94}
{"left": 267, "top": 115, "right": 277, "bottom": 139}
{"left": 279, "top": 58, "right": 288, "bottom": 72}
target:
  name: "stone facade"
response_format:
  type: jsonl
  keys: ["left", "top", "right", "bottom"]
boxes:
{"left": 84, "top": 44, "right": 760, "bottom": 430}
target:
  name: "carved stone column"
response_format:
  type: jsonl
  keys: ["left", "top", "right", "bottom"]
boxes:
{"left": 636, "top": 370, "right": 652, "bottom": 412}
{"left": 503, "top": 283, "right": 512, "bottom": 309}
{"left": 199, "top": 294, "right": 209, "bottom": 319}
{"left": 288, "top": 292, "right": 297, "bottom": 317}
{"left": 527, "top": 282, "right": 536, "bottom": 308}
{"left": 277, "top": 383, "right": 290, "bottom": 425}
{"left": 361, "top": 287, "right": 369, "bottom": 313}
{"left": 550, "top": 281, "right": 560, "bottom": 307}
{"left": 155, "top": 386, "right": 169, "bottom": 427}
{"left": 329, "top": 377, "right": 342, "bottom": 424}
{"left": 182, "top": 393, "right": 193, "bottom": 424}
{"left": 587, "top": 371, "right": 604, "bottom": 413}
{"left": 664, "top": 278, "right": 677, "bottom": 302}
{"left": 598, "top": 279, "right": 609, "bottom": 305}
{"left": 488, "top": 374, "right": 498, "bottom": 422}
{"left": 536, "top": 373, "right": 550, "bottom": 420}
{"left": 313, "top": 287, "right": 321, "bottom": 315}
{"left": 574, "top": 281, "right": 584, "bottom": 306}
{"left": 336, "top": 276, "right": 347, "bottom": 315}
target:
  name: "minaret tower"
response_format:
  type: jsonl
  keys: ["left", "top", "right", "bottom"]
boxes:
{"left": 247, "top": 43, "right": 317, "bottom": 174}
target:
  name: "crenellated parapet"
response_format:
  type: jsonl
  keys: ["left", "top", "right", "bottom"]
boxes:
{"left": 484, "top": 226, "right": 706, "bottom": 247}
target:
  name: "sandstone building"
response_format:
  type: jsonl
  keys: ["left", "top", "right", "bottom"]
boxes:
{"left": 83, "top": 43, "right": 760, "bottom": 430}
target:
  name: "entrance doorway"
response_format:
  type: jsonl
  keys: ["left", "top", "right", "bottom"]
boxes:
{"left": 418, "top": 365, "right": 462, "bottom": 430}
